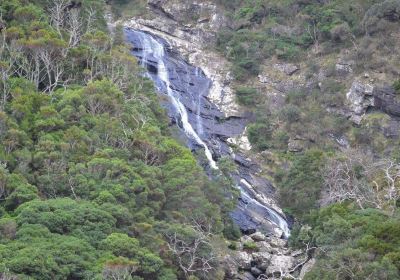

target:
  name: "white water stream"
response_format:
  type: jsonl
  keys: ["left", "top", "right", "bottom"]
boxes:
{"left": 135, "top": 31, "right": 218, "bottom": 170}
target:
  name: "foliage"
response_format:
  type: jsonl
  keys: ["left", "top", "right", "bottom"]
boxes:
{"left": 242, "top": 241, "right": 258, "bottom": 251}
{"left": 302, "top": 204, "right": 400, "bottom": 279}
{"left": 247, "top": 120, "right": 273, "bottom": 151}
{"left": 394, "top": 79, "right": 400, "bottom": 94}
{"left": 277, "top": 149, "right": 325, "bottom": 219}
{"left": 235, "top": 86, "right": 259, "bottom": 105}
{"left": 363, "top": 0, "right": 400, "bottom": 35}
{"left": 0, "top": 1, "right": 236, "bottom": 279}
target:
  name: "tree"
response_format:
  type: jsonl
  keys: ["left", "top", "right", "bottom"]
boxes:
{"left": 102, "top": 257, "right": 138, "bottom": 280}
{"left": 101, "top": 233, "right": 164, "bottom": 277}
{"left": 164, "top": 220, "right": 216, "bottom": 279}
{"left": 322, "top": 150, "right": 400, "bottom": 214}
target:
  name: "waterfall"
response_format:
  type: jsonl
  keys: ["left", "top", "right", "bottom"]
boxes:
{"left": 132, "top": 30, "right": 218, "bottom": 170}
{"left": 125, "top": 28, "right": 290, "bottom": 237}
{"left": 240, "top": 179, "right": 290, "bottom": 237}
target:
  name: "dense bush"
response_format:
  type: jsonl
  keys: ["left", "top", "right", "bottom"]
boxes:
{"left": 235, "top": 86, "right": 259, "bottom": 105}
{"left": 277, "top": 149, "right": 325, "bottom": 219}
{"left": 247, "top": 120, "right": 273, "bottom": 151}
{"left": 299, "top": 204, "right": 400, "bottom": 279}
{"left": 363, "top": 0, "right": 400, "bottom": 35}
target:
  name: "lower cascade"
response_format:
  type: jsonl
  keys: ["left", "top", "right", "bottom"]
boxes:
{"left": 124, "top": 28, "right": 290, "bottom": 238}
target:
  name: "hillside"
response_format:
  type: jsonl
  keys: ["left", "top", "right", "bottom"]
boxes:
{"left": 116, "top": 0, "right": 400, "bottom": 279}
{"left": 0, "top": 0, "right": 399, "bottom": 280}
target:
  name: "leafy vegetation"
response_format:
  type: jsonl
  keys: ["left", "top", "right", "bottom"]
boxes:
{"left": 290, "top": 204, "right": 400, "bottom": 280}
{"left": 1, "top": 0, "right": 400, "bottom": 279}
{"left": 0, "top": 0, "right": 237, "bottom": 279}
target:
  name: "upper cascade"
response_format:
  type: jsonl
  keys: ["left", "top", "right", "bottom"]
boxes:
{"left": 128, "top": 29, "right": 217, "bottom": 169}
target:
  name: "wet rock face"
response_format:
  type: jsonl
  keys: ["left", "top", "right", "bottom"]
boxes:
{"left": 125, "top": 29, "right": 246, "bottom": 143}
{"left": 123, "top": 0, "right": 242, "bottom": 118}
{"left": 124, "top": 19, "right": 241, "bottom": 118}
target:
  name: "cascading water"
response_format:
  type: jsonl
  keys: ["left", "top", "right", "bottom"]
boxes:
{"left": 125, "top": 28, "right": 290, "bottom": 237}
{"left": 131, "top": 30, "right": 217, "bottom": 169}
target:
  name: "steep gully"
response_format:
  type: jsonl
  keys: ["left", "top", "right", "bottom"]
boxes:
{"left": 124, "top": 28, "right": 290, "bottom": 238}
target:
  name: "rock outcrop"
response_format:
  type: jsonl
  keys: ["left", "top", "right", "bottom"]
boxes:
{"left": 346, "top": 81, "right": 374, "bottom": 124}
{"left": 373, "top": 85, "right": 400, "bottom": 117}
{"left": 274, "top": 63, "right": 300, "bottom": 76}
{"left": 346, "top": 81, "right": 400, "bottom": 124}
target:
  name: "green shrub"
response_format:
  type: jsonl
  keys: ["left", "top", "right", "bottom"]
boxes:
{"left": 273, "top": 130, "right": 290, "bottom": 149}
{"left": 223, "top": 219, "right": 241, "bottom": 240}
{"left": 279, "top": 104, "right": 301, "bottom": 123}
{"left": 247, "top": 121, "right": 273, "bottom": 151}
{"left": 243, "top": 241, "right": 258, "bottom": 251}
{"left": 228, "top": 242, "right": 238, "bottom": 250}
{"left": 393, "top": 79, "right": 400, "bottom": 94}
{"left": 235, "top": 86, "right": 259, "bottom": 105}
{"left": 305, "top": 204, "right": 400, "bottom": 279}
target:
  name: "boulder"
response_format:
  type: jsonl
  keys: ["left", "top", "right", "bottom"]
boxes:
{"left": 272, "top": 227, "right": 284, "bottom": 239}
{"left": 250, "top": 267, "right": 263, "bottom": 277}
{"left": 347, "top": 82, "right": 400, "bottom": 123}
{"left": 240, "top": 235, "right": 254, "bottom": 244}
{"left": 235, "top": 251, "right": 252, "bottom": 270}
{"left": 288, "top": 138, "right": 305, "bottom": 152}
{"left": 373, "top": 86, "right": 400, "bottom": 117}
{"left": 269, "top": 237, "right": 287, "bottom": 248}
{"left": 266, "top": 255, "right": 295, "bottom": 276}
{"left": 274, "top": 63, "right": 300, "bottom": 76}
{"left": 291, "top": 249, "right": 304, "bottom": 258}
{"left": 346, "top": 81, "right": 374, "bottom": 116}
{"left": 336, "top": 62, "right": 353, "bottom": 76}
{"left": 252, "top": 252, "right": 272, "bottom": 271}
{"left": 258, "top": 74, "right": 272, "bottom": 84}
{"left": 222, "top": 255, "right": 239, "bottom": 278}
{"left": 250, "top": 232, "right": 266, "bottom": 242}
{"left": 256, "top": 241, "right": 278, "bottom": 254}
